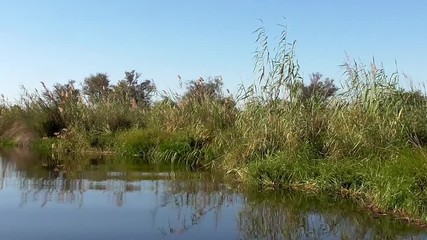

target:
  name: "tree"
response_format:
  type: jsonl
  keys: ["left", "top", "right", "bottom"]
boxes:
{"left": 183, "top": 76, "right": 224, "bottom": 103}
{"left": 299, "top": 73, "right": 338, "bottom": 104}
{"left": 82, "top": 73, "right": 110, "bottom": 104}
{"left": 112, "top": 70, "right": 156, "bottom": 108}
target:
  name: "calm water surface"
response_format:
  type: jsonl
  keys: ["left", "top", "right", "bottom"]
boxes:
{"left": 0, "top": 149, "right": 426, "bottom": 240}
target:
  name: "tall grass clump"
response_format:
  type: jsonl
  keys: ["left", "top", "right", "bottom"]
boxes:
{"left": 150, "top": 76, "right": 236, "bottom": 132}
{"left": 146, "top": 76, "right": 237, "bottom": 168}
{"left": 239, "top": 23, "right": 427, "bottom": 223}
{"left": 0, "top": 94, "right": 37, "bottom": 147}
{"left": 223, "top": 24, "right": 335, "bottom": 171}
{"left": 0, "top": 71, "right": 157, "bottom": 153}
{"left": 325, "top": 61, "right": 427, "bottom": 159}
{"left": 236, "top": 23, "right": 427, "bottom": 167}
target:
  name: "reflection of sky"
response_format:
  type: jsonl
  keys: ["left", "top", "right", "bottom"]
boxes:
{"left": 0, "top": 183, "right": 243, "bottom": 240}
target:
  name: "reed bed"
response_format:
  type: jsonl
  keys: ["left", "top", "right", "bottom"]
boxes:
{"left": 1, "top": 26, "right": 427, "bottom": 222}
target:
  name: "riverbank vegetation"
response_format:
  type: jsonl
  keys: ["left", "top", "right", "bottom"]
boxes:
{"left": 1, "top": 26, "right": 427, "bottom": 223}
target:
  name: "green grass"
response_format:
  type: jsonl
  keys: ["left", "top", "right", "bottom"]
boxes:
{"left": 0, "top": 139, "right": 18, "bottom": 148}
{"left": 32, "top": 138, "right": 57, "bottom": 153}
{"left": 112, "top": 128, "right": 212, "bottom": 169}
{"left": 245, "top": 149, "right": 427, "bottom": 223}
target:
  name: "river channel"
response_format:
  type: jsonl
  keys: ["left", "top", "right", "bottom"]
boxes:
{"left": 0, "top": 149, "right": 426, "bottom": 240}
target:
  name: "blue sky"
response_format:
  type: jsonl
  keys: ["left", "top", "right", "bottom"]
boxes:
{"left": 0, "top": 0, "right": 426, "bottom": 100}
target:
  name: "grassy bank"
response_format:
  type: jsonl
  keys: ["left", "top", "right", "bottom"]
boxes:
{"left": 246, "top": 149, "right": 427, "bottom": 224}
{"left": 1, "top": 26, "right": 427, "bottom": 223}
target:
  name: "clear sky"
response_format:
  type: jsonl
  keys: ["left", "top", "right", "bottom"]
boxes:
{"left": 0, "top": 0, "right": 426, "bottom": 100}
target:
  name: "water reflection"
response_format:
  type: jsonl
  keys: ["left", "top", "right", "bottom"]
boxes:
{"left": 0, "top": 149, "right": 426, "bottom": 240}
{"left": 238, "top": 192, "right": 427, "bottom": 240}
{"left": 0, "top": 149, "right": 241, "bottom": 240}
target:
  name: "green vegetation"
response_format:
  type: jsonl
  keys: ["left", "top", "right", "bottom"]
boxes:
{"left": 246, "top": 150, "right": 427, "bottom": 224}
{"left": 1, "top": 26, "right": 427, "bottom": 223}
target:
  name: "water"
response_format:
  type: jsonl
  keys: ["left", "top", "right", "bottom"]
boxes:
{"left": 0, "top": 149, "right": 426, "bottom": 240}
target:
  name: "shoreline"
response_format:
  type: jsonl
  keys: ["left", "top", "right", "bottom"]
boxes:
{"left": 2, "top": 138, "right": 427, "bottom": 229}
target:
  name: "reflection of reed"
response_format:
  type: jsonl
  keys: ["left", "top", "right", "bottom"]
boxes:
{"left": 6, "top": 159, "right": 240, "bottom": 236}
{"left": 17, "top": 178, "right": 145, "bottom": 207}
{"left": 237, "top": 193, "right": 423, "bottom": 240}
{"left": 0, "top": 149, "right": 240, "bottom": 237}
{"left": 239, "top": 204, "right": 350, "bottom": 240}
{"left": 0, "top": 157, "right": 8, "bottom": 190}
{"left": 153, "top": 179, "right": 239, "bottom": 237}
